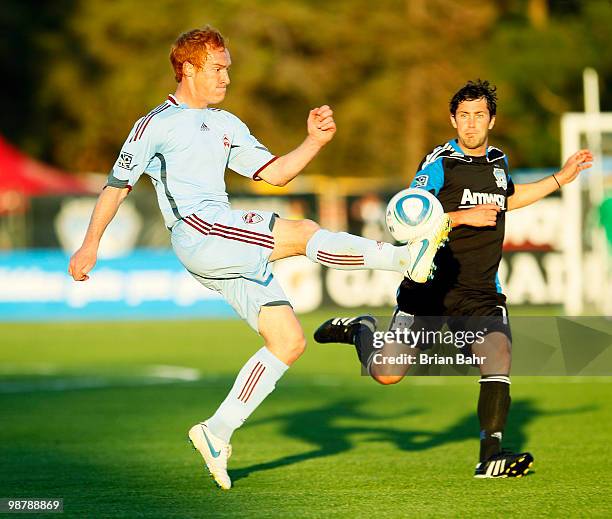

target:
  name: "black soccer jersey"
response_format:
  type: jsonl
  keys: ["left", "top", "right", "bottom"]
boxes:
{"left": 405, "top": 138, "right": 515, "bottom": 295}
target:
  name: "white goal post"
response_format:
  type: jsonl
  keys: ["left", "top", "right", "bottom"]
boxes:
{"left": 561, "top": 111, "right": 611, "bottom": 315}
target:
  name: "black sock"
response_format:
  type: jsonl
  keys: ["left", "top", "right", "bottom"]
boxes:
{"left": 478, "top": 375, "right": 511, "bottom": 462}
{"left": 352, "top": 325, "right": 375, "bottom": 372}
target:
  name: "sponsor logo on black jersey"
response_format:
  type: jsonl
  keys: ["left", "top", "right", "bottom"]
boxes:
{"left": 459, "top": 189, "right": 506, "bottom": 210}
{"left": 493, "top": 167, "right": 507, "bottom": 190}
{"left": 413, "top": 174, "right": 429, "bottom": 188}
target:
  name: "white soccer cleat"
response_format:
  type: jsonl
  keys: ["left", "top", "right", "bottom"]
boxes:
{"left": 188, "top": 422, "right": 232, "bottom": 490}
{"left": 404, "top": 213, "right": 452, "bottom": 283}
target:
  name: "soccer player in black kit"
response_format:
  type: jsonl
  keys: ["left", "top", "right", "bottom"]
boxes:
{"left": 315, "top": 80, "right": 593, "bottom": 478}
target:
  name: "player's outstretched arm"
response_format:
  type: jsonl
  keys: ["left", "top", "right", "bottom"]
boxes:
{"left": 257, "top": 106, "right": 336, "bottom": 186}
{"left": 507, "top": 149, "right": 593, "bottom": 211}
{"left": 68, "top": 186, "right": 130, "bottom": 281}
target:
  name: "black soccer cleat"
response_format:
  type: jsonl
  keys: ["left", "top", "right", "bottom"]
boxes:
{"left": 314, "top": 316, "right": 377, "bottom": 345}
{"left": 474, "top": 450, "right": 534, "bottom": 479}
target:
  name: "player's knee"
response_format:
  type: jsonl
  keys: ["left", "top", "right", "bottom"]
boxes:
{"left": 299, "top": 219, "right": 320, "bottom": 240}
{"left": 492, "top": 340, "right": 511, "bottom": 363}
{"left": 292, "top": 333, "right": 307, "bottom": 357}
{"left": 479, "top": 337, "right": 511, "bottom": 374}
{"left": 373, "top": 374, "right": 403, "bottom": 385}
{"left": 276, "top": 331, "right": 307, "bottom": 362}
{"left": 502, "top": 341, "right": 511, "bottom": 361}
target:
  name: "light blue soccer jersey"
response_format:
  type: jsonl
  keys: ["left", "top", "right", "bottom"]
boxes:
{"left": 107, "top": 94, "right": 276, "bottom": 227}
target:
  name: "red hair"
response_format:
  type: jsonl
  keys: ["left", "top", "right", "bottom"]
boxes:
{"left": 170, "top": 26, "right": 225, "bottom": 83}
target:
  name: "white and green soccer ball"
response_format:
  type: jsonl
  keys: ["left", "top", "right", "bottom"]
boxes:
{"left": 385, "top": 188, "right": 444, "bottom": 243}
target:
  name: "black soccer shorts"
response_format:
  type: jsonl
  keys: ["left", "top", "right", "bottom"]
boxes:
{"left": 395, "top": 285, "right": 512, "bottom": 351}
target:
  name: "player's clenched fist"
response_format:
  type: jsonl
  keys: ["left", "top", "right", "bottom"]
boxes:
{"left": 307, "top": 105, "right": 336, "bottom": 146}
{"left": 68, "top": 247, "right": 97, "bottom": 281}
{"left": 450, "top": 203, "right": 501, "bottom": 228}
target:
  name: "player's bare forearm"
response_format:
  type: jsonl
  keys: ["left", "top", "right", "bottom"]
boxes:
{"left": 507, "top": 178, "right": 559, "bottom": 211}
{"left": 258, "top": 136, "right": 324, "bottom": 187}
{"left": 68, "top": 186, "right": 129, "bottom": 281}
{"left": 508, "top": 149, "right": 593, "bottom": 211}
{"left": 81, "top": 187, "right": 128, "bottom": 247}
{"left": 448, "top": 204, "right": 501, "bottom": 228}
{"left": 257, "top": 105, "right": 336, "bottom": 187}
{"left": 447, "top": 210, "right": 467, "bottom": 227}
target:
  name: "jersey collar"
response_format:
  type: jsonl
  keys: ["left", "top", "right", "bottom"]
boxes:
{"left": 449, "top": 138, "right": 463, "bottom": 154}
{"left": 450, "top": 138, "right": 485, "bottom": 158}
{"left": 166, "top": 94, "right": 190, "bottom": 109}
{"left": 448, "top": 139, "right": 505, "bottom": 163}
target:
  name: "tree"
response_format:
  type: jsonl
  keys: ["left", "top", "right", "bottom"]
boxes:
{"left": 1, "top": 0, "right": 610, "bottom": 176}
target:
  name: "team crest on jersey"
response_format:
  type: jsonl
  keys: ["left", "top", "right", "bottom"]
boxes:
{"left": 493, "top": 167, "right": 507, "bottom": 190}
{"left": 117, "top": 152, "right": 134, "bottom": 170}
{"left": 243, "top": 212, "right": 264, "bottom": 224}
{"left": 223, "top": 135, "right": 231, "bottom": 150}
{"left": 413, "top": 174, "right": 429, "bottom": 188}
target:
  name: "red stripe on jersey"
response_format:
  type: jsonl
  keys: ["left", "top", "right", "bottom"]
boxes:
{"left": 135, "top": 104, "right": 170, "bottom": 141}
{"left": 167, "top": 94, "right": 179, "bottom": 106}
{"left": 252, "top": 156, "right": 278, "bottom": 181}
{"left": 130, "top": 103, "right": 166, "bottom": 142}
{"left": 131, "top": 117, "right": 147, "bottom": 143}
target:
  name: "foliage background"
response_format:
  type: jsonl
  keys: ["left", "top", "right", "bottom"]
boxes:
{"left": 1, "top": 0, "right": 611, "bottom": 178}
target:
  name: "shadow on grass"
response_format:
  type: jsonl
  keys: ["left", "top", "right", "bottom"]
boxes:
{"left": 387, "top": 399, "right": 594, "bottom": 453}
{"left": 233, "top": 397, "right": 594, "bottom": 482}
{"left": 232, "top": 398, "right": 406, "bottom": 482}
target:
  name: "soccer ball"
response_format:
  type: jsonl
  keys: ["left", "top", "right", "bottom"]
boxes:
{"left": 385, "top": 188, "right": 444, "bottom": 243}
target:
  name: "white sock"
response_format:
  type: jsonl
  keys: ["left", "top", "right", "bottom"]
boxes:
{"left": 306, "top": 229, "right": 409, "bottom": 273}
{"left": 206, "top": 346, "right": 288, "bottom": 443}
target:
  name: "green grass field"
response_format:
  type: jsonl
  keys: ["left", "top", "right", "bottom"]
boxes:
{"left": 1, "top": 311, "right": 611, "bottom": 518}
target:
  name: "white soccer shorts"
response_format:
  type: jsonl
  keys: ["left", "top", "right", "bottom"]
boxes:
{"left": 171, "top": 207, "right": 290, "bottom": 331}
